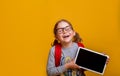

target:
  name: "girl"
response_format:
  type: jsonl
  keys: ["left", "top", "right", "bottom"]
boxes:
{"left": 47, "top": 19, "right": 86, "bottom": 76}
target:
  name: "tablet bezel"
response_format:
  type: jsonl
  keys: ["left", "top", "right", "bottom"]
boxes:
{"left": 74, "top": 47, "right": 109, "bottom": 75}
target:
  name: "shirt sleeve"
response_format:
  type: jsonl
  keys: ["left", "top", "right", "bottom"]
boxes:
{"left": 47, "top": 46, "right": 67, "bottom": 76}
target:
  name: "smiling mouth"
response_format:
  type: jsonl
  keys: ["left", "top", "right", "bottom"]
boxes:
{"left": 63, "top": 35, "right": 70, "bottom": 38}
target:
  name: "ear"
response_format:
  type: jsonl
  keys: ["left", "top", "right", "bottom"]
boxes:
{"left": 55, "top": 35, "right": 58, "bottom": 40}
{"left": 73, "top": 31, "right": 76, "bottom": 36}
{"left": 54, "top": 35, "right": 60, "bottom": 43}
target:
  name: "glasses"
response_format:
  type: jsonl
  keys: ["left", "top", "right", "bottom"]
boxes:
{"left": 56, "top": 26, "right": 72, "bottom": 34}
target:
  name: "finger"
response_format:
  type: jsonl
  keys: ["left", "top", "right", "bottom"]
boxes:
{"left": 106, "top": 58, "right": 110, "bottom": 64}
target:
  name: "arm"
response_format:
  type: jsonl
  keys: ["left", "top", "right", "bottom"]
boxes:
{"left": 47, "top": 46, "right": 81, "bottom": 76}
{"left": 47, "top": 47, "right": 66, "bottom": 76}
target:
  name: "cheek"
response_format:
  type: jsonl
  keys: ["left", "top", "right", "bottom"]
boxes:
{"left": 55, "top": 34, "right": 63, "bottom": 40}
{"left": 70, "top": 31, "right": 75, "bottom": 36}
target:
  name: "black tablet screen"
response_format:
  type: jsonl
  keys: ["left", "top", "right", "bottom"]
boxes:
{"left": 76, "top": 48, "right": 107, "bottom": 73}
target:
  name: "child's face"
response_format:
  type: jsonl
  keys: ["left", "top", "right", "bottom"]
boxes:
{"left": 55, "top": 21, "right": 75, "bottom": 44}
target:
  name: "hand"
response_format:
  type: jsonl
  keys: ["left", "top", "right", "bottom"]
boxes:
{"left": 64, "top": 60, "right": 80, "bottom": 69}
{"left": 106, "top": 57, "right": 110, "bottom": 64}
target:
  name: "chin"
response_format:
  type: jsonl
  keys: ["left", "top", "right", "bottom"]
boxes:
{"left": 63, "top": 40, "right": 72, "bottom": 43}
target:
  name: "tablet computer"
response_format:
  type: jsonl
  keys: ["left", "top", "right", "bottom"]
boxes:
{"left": 75, "top": 47, "right": 109, "bottom": 75}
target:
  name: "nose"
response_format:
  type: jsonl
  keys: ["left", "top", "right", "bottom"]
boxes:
{"left": 62, "top": 28, "right": 67, "bottom": 33}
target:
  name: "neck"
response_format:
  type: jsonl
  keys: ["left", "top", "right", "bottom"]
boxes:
{"left": 61, "top": 41, "right": 73, "bottom": 48}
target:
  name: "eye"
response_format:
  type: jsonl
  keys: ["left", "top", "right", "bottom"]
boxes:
{"left": 57, "top": 29, "right": 63, "bottom": 34}
{"left": 65, "top": 26, "right": 72, "bottom": 31}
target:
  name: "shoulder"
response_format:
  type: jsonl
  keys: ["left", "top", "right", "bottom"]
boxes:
{"left": 49, "top": 46, "right": 55, "bottom": 55}
{"left": 72, "top": 42, "right": 85, "bottom": 48}
{"left": 77, "top": 42, "right": 85, "bottom": 47}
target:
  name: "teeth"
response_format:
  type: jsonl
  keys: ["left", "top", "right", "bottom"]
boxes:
{"left": 63, "top": 35, "right": 69, "bottom": 38}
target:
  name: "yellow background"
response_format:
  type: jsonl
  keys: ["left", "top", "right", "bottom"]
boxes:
{"left": 0, "top": 0, "right": 119, "bottom": 76}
